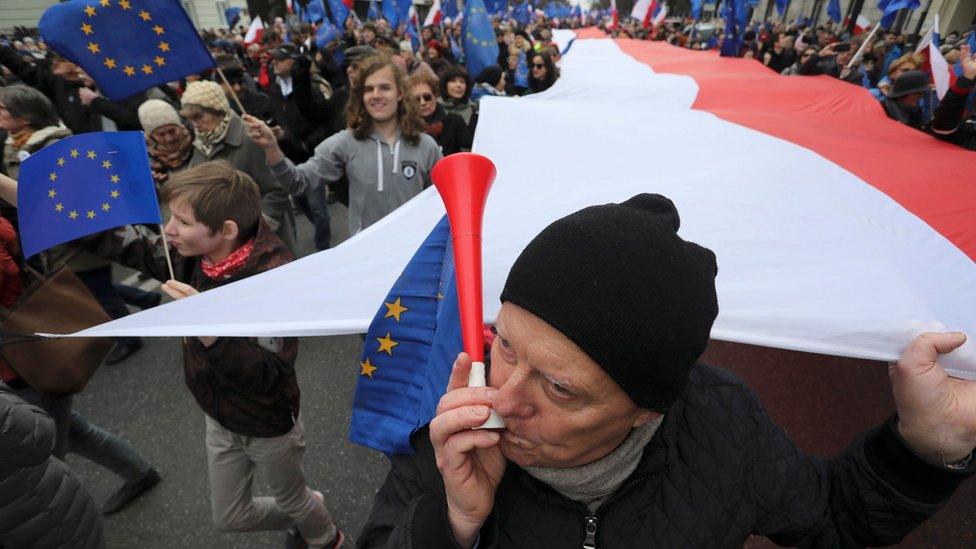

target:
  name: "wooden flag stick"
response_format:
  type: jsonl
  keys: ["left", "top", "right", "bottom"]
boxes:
{"left": 157, "top": 224, "right": 177, "bottom": 282}
{"left": 848, "top": 22, "right": 881, "bottom": 69}
{"left": 215, "top": 67, "right": 248, "bottom": 115}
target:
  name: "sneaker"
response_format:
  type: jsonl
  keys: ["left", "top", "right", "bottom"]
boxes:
{"left": 284, "top": 523, "right": 344, "bottom": 549}
{"left": 104, "top": 340, "right": 143, "bottom": 365}
{"left": 102, "top": 467, "right": 161, "bottom": 515}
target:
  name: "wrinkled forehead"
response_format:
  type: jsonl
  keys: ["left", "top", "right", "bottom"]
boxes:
{"left": 495, "top": 302, "right": 619, "bottom": 396}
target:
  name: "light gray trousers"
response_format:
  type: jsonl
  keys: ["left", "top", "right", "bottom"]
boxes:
{"left": 204, "top": 415, "right": 335, "bottom": 547}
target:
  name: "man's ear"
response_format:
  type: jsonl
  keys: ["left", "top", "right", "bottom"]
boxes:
{"left": 220, "top": 220, "right": 240, "bottom": 242}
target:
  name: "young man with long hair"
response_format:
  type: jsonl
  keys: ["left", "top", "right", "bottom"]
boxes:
{"left": 245, "top": 55, "right": 442, "bottom": 236}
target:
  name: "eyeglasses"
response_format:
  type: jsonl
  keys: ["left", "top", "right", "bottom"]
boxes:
{"left": 532, "top": 63, "right": 545, "bottom": 69}
{"left": 413, "top": 93, "right": 434, "bottom": 103}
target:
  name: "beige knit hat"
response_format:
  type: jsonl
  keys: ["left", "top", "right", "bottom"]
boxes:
{"left": 138, "top": 99, "right": 182, "bottom": 135}
{"left": 180, "top": 80, "right": 230, "bottom": 114}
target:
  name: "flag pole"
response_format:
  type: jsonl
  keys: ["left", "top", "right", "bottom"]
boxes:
{"left": 215, "top": 67, "right": 248, "bottom": 115}
{"left": 157, "top": 224, "right": 177, "bottom": 281}
{"left": 847, "top": 20, "right": 880, "bottom": 69}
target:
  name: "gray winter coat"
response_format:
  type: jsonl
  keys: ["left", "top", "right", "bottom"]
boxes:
{"left": 0, "top": 384, "right": 104, "bottom": 549}
{"left": 270, "top": 128, "right": 442, "bottom": 235}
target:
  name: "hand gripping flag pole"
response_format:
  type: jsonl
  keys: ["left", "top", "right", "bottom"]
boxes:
{"left": 432, "top": 153, "right": 505, "bottom": 430}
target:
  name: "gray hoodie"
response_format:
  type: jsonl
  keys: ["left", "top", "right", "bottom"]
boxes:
{"left": 269, "top": 128, "right": 442, "bottom": 235}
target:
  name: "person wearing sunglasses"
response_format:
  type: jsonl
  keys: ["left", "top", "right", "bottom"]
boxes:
{"left": 528, "top": 51, "right": 559, "bottom": 94}
{"left": 409, "top": 72, "right": 470, "bottom": 157}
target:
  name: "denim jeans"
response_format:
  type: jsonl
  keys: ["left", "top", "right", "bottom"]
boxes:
{"left": 294, "top": 185, "right": 331, "bottom": 251}
{"left": 14, "top": 387, "right": 151, "bottom": 481}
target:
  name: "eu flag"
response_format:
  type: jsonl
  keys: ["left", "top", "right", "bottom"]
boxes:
{"left": 879, "top": 0, "right": 921, "bottom": 29}
{"left": 326, "top": 0, "right": 351, "bottom": 26}
{"left": 17, "top": 131, "right": 161, "bottom": 258}
{"left": 442, "top": 0, "right": 460, "bottom": 22}
{"left": 381, "top": 0, "right": 400, "bottom": 27}
{"left": 827, "top": 0, "right": 842, "bottom": 23}
{"left": 463, "top": 0, "right": 500, "bottom": 81}
{"left": 38, "top": 0, "right": 214, "bottom": 101}
{"left": 514, "top": 50, "right": 529, "bottom": 88}
{"left": 349, "top": 217, "right": 462, "bottom": 454}
{"left": 225, "top": 6, "right": 243, "bottom": 29}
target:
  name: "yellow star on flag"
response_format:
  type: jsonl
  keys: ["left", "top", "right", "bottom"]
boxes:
{"left": 84, "top": 5, "right": 96, "bottom": 17}
{"left": 100, "top": 0, "right": 110, "bottom": 7}
{"left": 48, "top": 189, "right": 57, "bottom": 198}
{"left": 57, "top": 157, "right": 65, "bottom": 166}
{"left": 87, "top": 210, "right": 96, "bottom": 220}
{"left": 141, "top": 64, "right": 153, "bottom": 75}
{"left": 376, "top": 333, "right": 399, "bottom": 356}
{"left": 103, "top": 58, "right": 117, "bottom": 69}
{"left": 87, "top": 42, "right": 100, "bottom": 54}
{"left": 69, "top": 210, "right": 79, "bottom": 220}
{"left": 55, "top": 203, "right": 64, "bottom": 212}
{"left": 360, "top": 358, "right": 378, "bottom": 379}
{"left": 102, "top": 203, "right": 111, "bottom": 212}
{"left": 70, "top": 148, "right": 79, "bottom": 158}
{"left": 110, "top": 190, "right": 120, "bottom": 199}
{"left": 81, "top": 22, "right": 93, "bottom": 35}
{"left": 49, "top": 172, "right": 57, "bottom": 181}
{"left": 383, "top": 297, "right": 408, "bottom": 321}
{"left": 153, "top": 25, "right": 165, "bottom": 35}
{"left": 139, "top": 10, "right": 151, "bottom": 21}
{"left": 154, "top": 56, "right": 166, "bottom": 66}
{"left": 110, "top": 174, "right": 120, "bottom": 183}
{"left": 123, "top": 65, "right": 136, "bottom": 77}
{"left": 158, "top": 41, "right": 170, "bottom": 52}
{"left": 86, "top": 150, "right": 97, "bottom": 159}
{"left": 119, "top": 0, "right": 132, "bottom": 9}
{"left": 102, "top": 159, "right": 112, "bottom": 169}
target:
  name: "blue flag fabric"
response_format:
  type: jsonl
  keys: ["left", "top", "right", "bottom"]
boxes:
{"left": 720, "top": 0, "right": 742, "bottom": 57}
{"left": 515, "top": 50, "right": 529, "bottom": 88}
{"left": 39, "top": 0, "right": 214, "bottom": 101}
{"left": 225, "top": 6, "right": 243, "bottom": 29}
{"left": 485, "top": 0, "right": 507, "bottom": 16}
{"left": 463, "top": 0, "right": 500, "bottom": 81}
{"left": 382, "top": 0, "right": 400, "bottom": 27}
{"left": 775, "top": 0, "right": 789, "bottom": 15}
{"left": 827, "top": 0, "right": 842, "bottom": 23}
{"left": 316, "top": 21, "right": 340, "bottom": 49}
{"left": 879, "top": 0, "right": 920, "bottom": 29}
{"left": 326, "top": 0, "right": 351, "bottom": 26}
{"left": 396, "top": 0, "right": 414, "bottom": 28}
{"left": 302, "top": 0, "right": 328, "bottom": 23}
{"left": 349, "top": 217, "right": 462, "bottom": 454}
{"left": 17, "top": 132, "right": 161, "bottom": 258}
{"left": 691, "top": 0, "right": 703, "bottom": 20}
{"left": 368, "top": 0, "right": 380, "bottom": 20}
{"left": 443, "top": 0, "right": 460, "bottom": 22}
{"left": 513, "top": 1, "right": 532, "bottom": 26}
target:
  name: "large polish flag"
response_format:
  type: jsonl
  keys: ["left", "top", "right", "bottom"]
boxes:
{"left": 76, "top": 31, "right": 976, "bottom": 378}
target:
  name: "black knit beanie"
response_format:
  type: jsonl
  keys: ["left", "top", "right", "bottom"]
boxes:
{"left": 500, "top": 194, "right": 719, "bottom": 413}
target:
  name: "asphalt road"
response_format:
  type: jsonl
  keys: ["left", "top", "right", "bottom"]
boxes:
{"left": 71, "top": 201, "right": 391, "bottom": 548}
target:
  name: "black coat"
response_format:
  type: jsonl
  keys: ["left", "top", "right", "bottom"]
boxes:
{"left": 0, "top": 383, "right": 104, "bottom": 548}
{"left": 357, "top": 364, "right": 973, "bottom": 548}
{"left": 932, "top": 75, "right": 976, "bottom": 150}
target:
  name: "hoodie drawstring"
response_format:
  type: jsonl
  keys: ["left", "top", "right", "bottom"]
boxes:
{"left": 392, "top": 140, "right": 401, "bottom": 174}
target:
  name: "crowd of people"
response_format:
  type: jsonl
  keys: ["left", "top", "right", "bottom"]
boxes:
{"left": 604, "top": 14, "right": 976, "bottom": 149}
{"left": 0, "top": 6, "right": 974, "bottom": 549}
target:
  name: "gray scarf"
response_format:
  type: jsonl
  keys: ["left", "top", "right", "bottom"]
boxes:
{"left": 524, "top": 416, "right": 663, "bottom": 513}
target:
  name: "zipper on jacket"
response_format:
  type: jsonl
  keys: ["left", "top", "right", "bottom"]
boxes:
{"left": 582, "top": 515, "right": 597, "bottom": 549}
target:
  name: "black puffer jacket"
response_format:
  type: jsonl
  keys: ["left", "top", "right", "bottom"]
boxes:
{"left": 0, "top": 383, "right": 104, "bottom": 549}
{"left": 358, "top": 364, "right": 974, "bottom": 548}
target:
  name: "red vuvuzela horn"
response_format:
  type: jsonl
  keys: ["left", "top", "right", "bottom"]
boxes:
{"left": 432, "top": 153, "right": 504, "bottom": 429}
